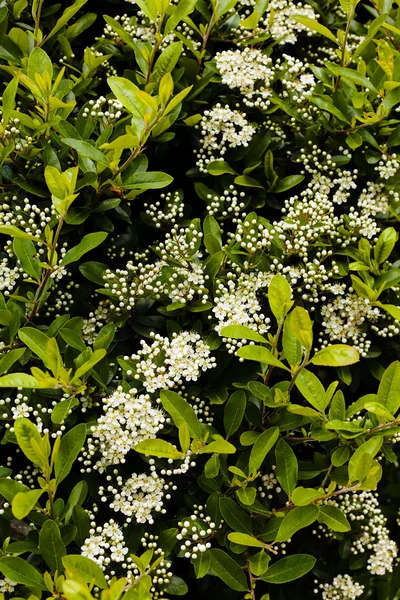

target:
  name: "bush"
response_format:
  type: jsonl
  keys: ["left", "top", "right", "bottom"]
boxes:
{"left": 0, "top": 0, "right": 400, "bottom": 598}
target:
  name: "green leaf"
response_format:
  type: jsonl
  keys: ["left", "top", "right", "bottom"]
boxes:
{"left": 317, "top": 505, "right": 351, "bottom": 532}
{"left": 291, "top": 15, "right": 338, "bottom": 43}
{"left": 220, "top": 324, "right": 268, "bottom": 343}
{"left": 206, "top": 160, "right": 237, "bottom": 176}
{"left": 295, "top": 369, "right": 326, "bottom": 412}
{"left": 160, "top": 389, "right": 202, "bottom": 439}
{"left": 51, "top": 397, "right": 79, "bottom": 424}
{"left": 14, "top": 417, "right": 47, "bottom": 468}
{"left": 331, "top": 446, "right": 350, "bottom": 467}
{"left": 227, "top": 532, "right": 265, "bottom": 548}
{"left": 209, "top": 549, "right": 248, "bottom": 592}
{"left": 274, "top": 175, "right": 305, "bottom": 193}
{"left": 377, "top": 361, "right": 400, "bottom": 414}
{"left": 0, "top": 556, "right": 46, "bottom": 591}
{"left": 275, "top": 505, "right": 319, "bottom": 542}
{"left": 348, "top": 437, "right": 382, "bottom": 483}
{"left": 309, "top": 95, "right": 349, "bottom": 123}
{"left": 62, "top": 555, "right": 107, "bottom": 589}
{"left": 0, "top": 224, "right": 39, "bottom": 240}
{"left": 260, "top": 554, "right": 316, "bottom": 584}
{"left": 27, "top": 47, "right": 52, "bottom": 82}
{"left": 2, "top": 75, "right": 19, "bottom": 128}
{"left": 164, "top": 575, "right": 188, "bottom": 596}
{"left": 192, "top": 550, "right": 211, "bottom": 579}
{"left": 55, "top": 423, "right": 87, "bottom": 483}
{"left": 236, "top": 486, "right": 256, "bottom": 505}
{"left": 292, "top": 487, "right": 321, "bottom": 506}
{"left": 108, "top": 76, "right": 150, "bottom": 120}
{"left": 236, "top": 345, "right": 289, "bottom": 370}
{"left": 200, "top": 435, "right": 236, "bottom": 454}
{"left": 224, "top": 390, "right": 247, "bottom": 438}
{"left": 62, "top": 138, "right": 108, "bottom": 165}
{"left": 79, "top": 261, "right": 107, "bottom": 285}
{"left": 153, "top": 41, "right": 182, "bottom": 77}
{"left": 60, "top": 328, "right": 86, "bottom": 352}
{"left": 18, "top": 327, "right": 50, "bottom": 365}
{"left": 61, "top": 232, "right": 108, "bottom": 266}
{"left": 268, "top": 274, "right": 293, "bottom": 322}
{"left": 283, "top": 318, "right": 302, "bottom": 366}
{"left": 39, "top": 520, "right": 66, "bottom": 572}
{"left": 0, "top": 372, "right": 45, "bottom": 388}
{"left": 94, "top": 323, "right": 116, "bottom": 351}
{"left": 164, "top": 0, "right": 197, "bottom": 34}
{"left": 311, "top": 345, "right": 359, "bottom": 367}
{"left": 134, "top": 438, "right": 184, "bottom": 459}
{"left": 275, "top": 439, "right": 298, "bottom": 498}
{"left": 0, "top": 347, "right": 25, "bottom": 376}
{"left": 374, "top": 227, "right": 397, "bottom": 265}
{"left": 13, "top": 238, "right": 41, "bottom": 280}
{"left": 123, "top": 172, "right": 173, "bottom": 191}
{"left": 327, "top": 63, "right": 378, "bottom": 93}
{"left": 288, "top": 307, "right": 313, "bottom": 351}
{"left": 249, "top": 427, "right": 279, "bottom": 474}
{"left": 44, "top": 0, "right": 89, "bottom": 43}
{"left": 219, "top": 497, "right": 253, "bottom": 534}
{"left": 12, "top": 488, "right": 43, "bottom": 519}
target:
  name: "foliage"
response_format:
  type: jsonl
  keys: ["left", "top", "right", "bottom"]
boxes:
{"left": 0, "top": 0, "right": 400, "bottom": 599}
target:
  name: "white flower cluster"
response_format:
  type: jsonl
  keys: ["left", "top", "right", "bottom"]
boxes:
{"left": 82, "top": 96, "right": 123, "bottom": 124}
{"left": 81, "top": 387, "right": 165, "bottom": 472}
{"left": 215, "top": 47, "right": 274, "bottom": 109}
{"left": 82, "top": 518, "right": 130, "bottom": 567}
{"left": 176, "top": 505, "right": 219, "bottom": 559}
{"left": 320, "top": 293, "right": 380, "bottom": 356}
{"left": 195, "top": 104, "right": 256, "bottom": 172}
{"left": 258, "top": 466, "right": 279, "bottom": 500}
{"left": 205, "top": 185, "right": 247, "bottom": 221}
{"left": 104, "top": 224, "right": 209, "bottom": 310}
{"left": 358, "top": 182, "right": 389, "bottom": 215}
{"left": 232, "top": 215, "right": 273, "bottom": 254}
{"left": 0, "top": 195, "right": 56, "bottom": 246}
{"left": 143, "top": 190, "right": 185, "bottom": 228}
{"left": 129, "top": 331, "right": 216, "bottom": 393}
{"left": 316, "top": 574, "right": 364, "bottom": 600}
{"left": 317, "top": 490, "right": 397, "bottom": 576}
{"left": 0, "top": 258, "right": 21, "bottom": 294}
{"left": 237, "top": 0, "right": 317, "bottom": 45}
{"left": 0, "top": 577, "right": 16, "bottom": 593}
{"left": 82, "top": 300, "right": 109, "bottom": 344}
{"left": 213, "top": 270, "right": 272, "bottom": 352}
{"left": 279, "top": 55, "right": 316, "bottom": 105}
{"left": 0, "top": 114, "right": 34, "bottom": 153}
{"left": 375, "top": 153, "right": 399, "bottom": 179}
{"left": 101, "top": 470, "right": 168, "bottom": 524}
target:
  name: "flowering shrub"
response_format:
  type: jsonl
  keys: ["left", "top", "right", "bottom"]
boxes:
{"left": 1, "top": 0, "right": 400, "bottom": 599}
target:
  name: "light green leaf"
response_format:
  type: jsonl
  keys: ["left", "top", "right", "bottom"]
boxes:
{"left": 160, "top": 389, "right": 202, "bottom": 439}
{"left": 0, "top": 347, "right": 25, "bottom": 376}
{"left": 206, "top": 160, "right": 237, "bottom": 176}
{"left": 292, "top": 487, "right": 321, "bottom": 506}
{"left": 268, "top": 274, "right": 293, "bottom": 322}
{"left": 227, "top": 532, "right": 265, "bottom": 548}
{"left": 220, "top": 324, "right": 268, "bottom": 343}
{"left": 14, "top": 417, "right": 47, "bottom": 468}
{"left": 374, "top": 227, "right": 397, "bottom": 265}
{"left": 291, "top": 15, "right": 338, "bottom": 43}
{"left": 348, "top": 437, "right": 382, "bottom": 483}
{"left": 288, "top": 307, "right": 313, "bottom": 351}
{"left": 62, "top": 555, "right": 107, "bottom": 589}
{"left": 274, "top": 175, "right": 305, "bottom": 193}
{"left": 295, "top": 369, "right": 326, "bottom": 412}
{"left": 51, "top": 397, "right": 79, "bottom": 424}
{"left": 236, "top": 345, "right": 289, "bottom": 370}
{"left": 12, "top": 488, "right": 43, "bottom": 519}
{"left": 377, "top": 361, "right": 400, "bottom": 414}
{"left": 13, "top": 237, "right": 41, "bottom": 280}
{"left": 311, "top": 345, "right": 359, "bottom": 367}
{"left": 0, "top": 224, "right": 39, "bottom": 240}
{"left": 134, "top": 438, "right": 184, "bottom": 459}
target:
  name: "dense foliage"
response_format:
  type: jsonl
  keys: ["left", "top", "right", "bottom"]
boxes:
{"left": 2, "top": 0, "right": 400, "bottom": 598}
